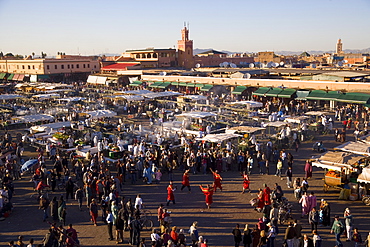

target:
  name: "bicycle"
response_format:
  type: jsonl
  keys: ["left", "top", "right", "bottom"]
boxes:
{"left": 138, "top": 216, "right": 153, "bottom": 230}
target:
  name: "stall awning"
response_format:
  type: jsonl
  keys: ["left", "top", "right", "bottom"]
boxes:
{"left": 306, "top": 90, "right": 328, "bottom": 100}
{"left": 0, "top": 73, "right": 6, "bottom": 79}
{"left": 232, "top": 86, "right": 247, "bottom": 95}
{"left": 336, "top": 93, "right": 370, "bottom": 104}
{"left": 148, "top": 82, "right": 163, "bottom": 88}
{"left": 157, "top": 82, "right": 171, "bottom": 89}
{"left": 264, "top": 87, "right": 283, "bottom": 97}
{"left": 252, "top": 87, "right": 270, "bottom": 96}
{"left": 195, "top": 84, "right": 204, "bottom": 88}
{"left": 296, "top": 90, "right": 310, "bottom": 100}
{"left": 186, "top": 83, "right": 197, "bottom": 87}
{"left": 7, "top": 74, "right": 14, "bottom": 80}
{"left": 18, "top": 74, "right": 25, "bottom": 81}
{"left": 179, "top": 82, "right": 188, "bottom": 86}
{"left": 200, "top": 84, "right": 213, "bottom": 91}
{"left": 278, "top": 88, "right": 296, "bottom": 98}
{"left": 312, "top": 162, "right": 348, "bottom": 171}
{"left": 171, "top": 81, "right": 180, "bottom": 86}
{"left": 129, "top": 81, "right": 143, "bottom": 86}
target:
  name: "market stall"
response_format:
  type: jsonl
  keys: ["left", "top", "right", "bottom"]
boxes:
{"left": 84, "top": 110, "right": 117, "bottom": 119}
{"left": 334, "top": 141, "right": 370, "bottom": 156}
{"left": 312, "top": 151, "right": 366, "bottom": 192}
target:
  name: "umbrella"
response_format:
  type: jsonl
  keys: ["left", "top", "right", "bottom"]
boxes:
{"left": 20, "top": 159, "right": 38, "bottom": 174}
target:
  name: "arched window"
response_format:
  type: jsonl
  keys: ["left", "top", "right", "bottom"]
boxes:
{"left": 147, "top": 53, "right": 152, "bottom": 58}
{"left": 136, "top": 54, "right": 140, "bottom": 59}
{"left": 153, "top": 53, "right": 158, "bottom": 58}
{"left": 142, "top": 54, "right": 147, "bottom": 59}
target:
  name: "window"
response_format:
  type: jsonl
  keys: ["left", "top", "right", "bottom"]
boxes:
{"left": 22, "top": 65, "right": 25, "bottom": 69}
{"left": 153, "top": 53, "right": 158, "bottom": 58}
{"left": 147, "top": 53, "right": 151, "bottom": 58}
{"left": 87, "top": 64, "right": 90, "bottom": 68}
{"left": 67, "top": 64, "right": 70, "bottom": 69}
{"left": 76, "top": 64, "right": 79, "bottom": 69}
{"left": 46, "top": 65, "right": 49, "bottom": 70}
{"left": 28, "top": 65, "right": 31, "bottom": 69}
{"left": 71, "top": 64, "right": 74, "bottom": 69}
{"left": 83, "top": 64, "right": 86, "bottom": 68}
{"left": 94, "top": 65, "right": 96, "bottom": 68}
{"left": 61, "top": 65, "right": 64, "bottom": 69}
{"left": 32, "top": 65, "right": 35, "bottom": 69}
{"left": 136, "top": 54, "right": 140, "bottom": 58}
{"left": 55, "top": 65, "right": 57, "bottom": 69}
{"left": 17, "top": 65, "right": 19, "bottom": 69}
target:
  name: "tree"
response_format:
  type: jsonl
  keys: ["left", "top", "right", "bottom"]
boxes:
{"left": 4, "top": 53, "right": 14, "bottom": 57}
{"left": 0, "top": 51, "right": 3, "bottom": 58}
{"left": 32, "top": 52, "right": 35, "bottom": 57}
{"left": 41, "top": 52, "right": 47, "bottom": 58}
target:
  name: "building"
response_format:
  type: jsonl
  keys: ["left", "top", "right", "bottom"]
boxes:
{"left": 336, "top": 39, "right": 343, "bottom": 54}
{"left": 194, "top": 50, "right": 254, "bottom": 67}
{"left": 177, "top": 26, "right": 194, "bottom": 69}
{"left": 256, "top": 52, "right": 281, "bottom": 64}
{"left": 123, "top": 48, "right": 177, "bottom": 68}
{"left": 0, "top": 56, "right": 100, "bottom": 82}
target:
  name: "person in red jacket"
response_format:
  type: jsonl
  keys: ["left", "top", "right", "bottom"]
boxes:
{"left": 180, "top": 170, "right": 191, "bottom": 192}
{"left": 166, "top": 181, "right": 176, "bottom": 206}
{"left": 241, "top": 171, "right": 251, "bottom": 193}
{"left": 210, "top": 168, "right": 222, "bottom": 192}
{"left": 200, "top": 184, "right": 214, "bottom": 209}
{"left": 263, "top": 183, "right": 271, "bottom": 205}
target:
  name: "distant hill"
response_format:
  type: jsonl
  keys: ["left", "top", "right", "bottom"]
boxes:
{"left": 194, "top": 48, "right": 370, "bottom": 56}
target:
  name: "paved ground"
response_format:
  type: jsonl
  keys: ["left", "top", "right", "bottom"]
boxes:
{"left": 1, "top": 123, "right": 370, "bottom": 247}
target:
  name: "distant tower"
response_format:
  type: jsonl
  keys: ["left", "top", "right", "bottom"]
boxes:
{"left": 177, "top": 24, "right": 194, "bottom": 69}
{"left": 336, "top": 39, "right": 343, "bottom": 54}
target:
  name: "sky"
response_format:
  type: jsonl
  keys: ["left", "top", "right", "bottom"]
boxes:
{"left": 0, "top": 0, "right": 369, "bottom": 56}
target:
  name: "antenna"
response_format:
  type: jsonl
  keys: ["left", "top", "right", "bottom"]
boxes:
{"left": 195, "top": 63, "right": 201, "bottom": 68}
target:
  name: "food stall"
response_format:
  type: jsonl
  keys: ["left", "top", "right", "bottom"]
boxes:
{"left": 312, "top": 151, "right": 367, "bottom": 193}
{"left": 334, "top": 141, "right": 370, "bottom": 156}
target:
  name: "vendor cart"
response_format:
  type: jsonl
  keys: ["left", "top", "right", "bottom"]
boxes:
{"left": 323, "top": 170, "right": 343, "bottom": 191}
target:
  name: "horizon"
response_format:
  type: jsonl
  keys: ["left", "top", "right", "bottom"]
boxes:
{"left": 0, "top": 0, "right": 369, "bottom": 56}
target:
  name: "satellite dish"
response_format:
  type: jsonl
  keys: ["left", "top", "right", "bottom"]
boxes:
{"left": 223, "top": 61, "right": 229, "bottom": 67}
{"left": 343, "top": 60, "right": 348, "bottom": 63}
{"left": 274, "top": 63, "right": 279, "bottom": 68}
{"left": 267, "top": 62, "right": 272, "bottom": 68}
{"left": 338, "top": 62, "right": 343, "bottom": 67}
{"left": 159, "top": 72, "right": 167, "bottom": 76}
{"left": 348, "top": 64, "right": 352, "bottom": 67}
{"left": 230, "top": 63, "right": 237, "bottom": 68}
{"left": 219, "top": 63, "right": 223, "bottom": 67}
{"left": 249, "top": 63, "right": 255, "bottom": 68}
{"left": 311, "top": 64, "right": 317, "bottom": 68}
{"left": 243, "top": 73, "right": 251, "bottom": 79}
{"left": 195, "top": 63, "right": 201, "bottom": 68}
{"left": 280, "top": 61, "right": 285, "bottom": 66}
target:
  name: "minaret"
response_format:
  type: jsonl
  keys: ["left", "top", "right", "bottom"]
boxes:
{"left": 336, "top": 39, "right": 343, "bottom": 54}
{"left": 177, "top": 23, "right": 194, "bottom": 69}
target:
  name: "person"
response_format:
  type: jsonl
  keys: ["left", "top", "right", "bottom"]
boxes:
{"left": 293, "top": 178, "right": 301, "bottom": 200}
{"left": 275, "top": 159, "right": 283, "bottom": 177}
{"left": 75, "top": 187, "right": 84, "bottom": 211}
{"left": 312, "top": 230, "right": 321, "bottom": 247}
{"left": 26, "top": 238, "right": 35, "bottom": 247}
{"left": 243, "top": 224, "right": 252, "bottom": 247}
{"left": 273, "top": 183, "right": 283, "bottom": 202}
{"left": 139, "top": 238, "right": 147, "bottom": 247}
{"left": 241, "top": 171, "right": 251, "bottom": 193}
{"left": 293, "top": 219, "right": 302, "bottom": 247}
{"left": 189, "top": 221, "right": 199, "bottom": 246}
{"left": 299, "top": 192, "right": 310, "bottom": 217}
{"left": 284, "top": 222, "right": 297, "bottom": 247}
{"left": 258, "top": 230, "right": 267, "bottom": 247}
{"left": 178, "top": 229, "right": 186, "bottom": 246}
{"left": 299, "top": 234, "right": 314, "bottom": 247}
{"left": 58, "top": 196, "right": 67, "bottom": 226}
{"left": 331, "top": 215, "right": 345, "bottom": 247}
{"left": 263, "top": 184, "right": 271, "bottom": 206}
{"left": 50, "top": 196, "right": 59, "bottom": 222}
{"left": 106, "top": 210, "right": 114, "bottom": 241}
{"left": 166, "top": 181, "right": 176, "bottom": 206}
{"left": 352, "top": 228, "right": 362, "bottom": 247}
{"left": 321, "top": 201, "right": 331, "bottom": 227}
{"left": 232, "top": 224, "right": 242, "bottom": 247}
{"left": 90, "top": 198, "right": 98, "bottom": 226}
{"left": 150, "top": 229, "right": 161, "bottom": 247}
{"left": 170, "top": 226, "right": 179, "bottom": 245}
{"left": 135, "top": 194, "right": 144, "bottom": 210}
{"left": 266, "top": 222, "right": 276, "bottom": 247}
{"left": 65, "top": 177, "right": 75, "bottom": 201}
{"left": 285, "top": 167, "right": 293, "bottom": 188}
{"left": 39, "top": 195, "right": 50, "bottom": 222}
{"left": 201, "top": 238, "right": 209, "bottom": 247}
{"left": 199, "top": 184, "right": 214, "bottom": 209}
{"left": 344, "top": 207, "right": 353, "bottom": 242}
{"left": 304, "top": 160, "right": 312, "bottom": 179}
{"left": 180, "top": 170, "right": 191, "bottom": 192}
{"left": 130, "top": 217, "right": 143, "bottom": 247}
{"left": 43, "top": 228, "right": 56, "bottom": 247}
{"left": 308, "top": 207, "right": 319, "bottom": 232}
{"left": 210, "top": 168, "right": 223, "bottom": 192}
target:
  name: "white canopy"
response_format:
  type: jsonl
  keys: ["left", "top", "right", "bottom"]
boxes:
{"left": 141, "top": 91, "right": 182, "bottom": 99}
{"left": 176, "top": 111, "right": 217, "bottom": 119}
{"left": 32, "top": 93, "right": 60, "bottom": 99}
{"left": 334, "top": 141, "right": 370, "bottom": 156}
{"left": 358, "top": 167, "right": 370, "bottom": 184}
{"left": 226, "top": 126, "right": 265, "bottom": 134}
{"left": 312, "top": 162, "right": 349, "bottom": 171}
{"left": 196, "top": 133, "right": 242, "bottom": 143}
{"left": 262, "top": 121, "right": 287, "bottom": 128}
{"left": 284, "top": 116, "right": 310, "bottom": 124}
{"left": 181, "top": 95, "right": 208, "bottom": 101}
{"left": 0, "top": 94, "right": 24, "bottom": 100}
{"left": 228, "top": 101, "right": 263, "bottom": 108}
{"left": 58, "top": 97, "right": 86, "bottom": 102}
{"left": 85, "top": 110, "right": 117, "bottom": 119}
{"left": 305, "top": 111, "right": 330, "bottom": 116}
{"left": 15, "top": 114, "right": 54, "bottom": 123}
{"left": 313, "top": 151, "right": 365, "bottom": 168}
{"left": 120, "top": 90, "right": 152, "bottom": 95}
{"left": 30, "top": 121, "right": 71, "bottom": 133}
{"left": 108, "top": 95, "right": 144, "bottom": 101}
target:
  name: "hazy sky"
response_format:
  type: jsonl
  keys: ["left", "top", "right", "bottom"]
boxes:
{"left": 0, "top": 0, "right": 369, "bottom": 56}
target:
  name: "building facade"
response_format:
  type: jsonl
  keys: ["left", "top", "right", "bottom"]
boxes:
{"left": 177, "top": 26, "right": 194, "bottom": 69}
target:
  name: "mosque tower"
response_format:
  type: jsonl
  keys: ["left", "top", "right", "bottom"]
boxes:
{"left": 336, "top": 39, "right": 343, "bottom": 54}
{"left": 177, "top": 23, "right": 194, "bottom": 69}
